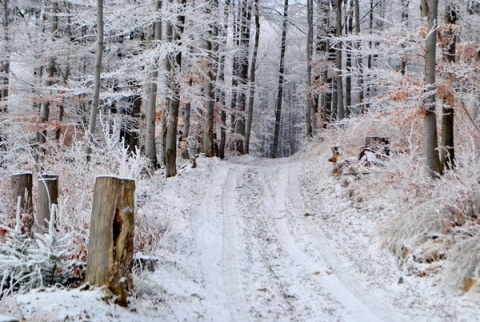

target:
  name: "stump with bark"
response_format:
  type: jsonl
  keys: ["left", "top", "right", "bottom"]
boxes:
{"left": 11, "top": 172, "right": 33, "bottom": 231}
{"left": 86, "top": 176, "right": 135, "bottom": 307}
{"left": 35, "top": 173, "right": 59, "bottom": 234}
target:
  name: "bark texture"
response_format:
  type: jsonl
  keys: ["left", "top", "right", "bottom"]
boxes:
{"left": 86, "top": 176, "right": 135, "bottom": 307}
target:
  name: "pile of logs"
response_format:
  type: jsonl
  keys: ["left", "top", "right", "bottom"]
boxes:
{"left": 329, "top": 136, "right": 390, "bottom": 175}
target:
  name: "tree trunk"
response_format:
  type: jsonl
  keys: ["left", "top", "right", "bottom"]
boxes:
{"left": 202, "top": 0, "right": 218, "bottom": 158}
{"left": 422, "top": 0, "right": 442, "bottom": 176}
{"left": 234, "top": 0, "right": 251, "bottom": 154}
{"left": 306, "top": 0, "right": 314, "bottom": 137}
{"left": 400, "top": 0, "right": 409, "bottom": 75}
{"left": 38, "top": 1, "right": 59, "bottom": 156}
{"left": 1, "top": 0, "right": 10, "bottom": 113}
{"left": 35, "top": 174, "right": 58, "bottom": 234}
{"left": 85, "top": 0, "right": 104, "bottom": 162}
{"left": 229, "top": 2, "right": 240, "bottom": 151}
{"left": 354, "top": 0, "right": 364, "bottom": 111}
{"left": 145, "top": 0, "right": 162, "bottom": 168}
{"left": 165, "top": 0, "right": 186, "bottom": 177}
{"left": 86, "top": 176, "right": 135, "bottom": 307}
{"left": 336, "top": 0, "right": 344, "bottom": 120}
{"left": 245, "top": 0, "right": 260, "bottom": 153}
{"left": 345, "top": 0, "right": 353, "bottom": 117}
{"left": 217, "top": 0, "right": 230, "bottom": 159}
{"left": 441, "top": 1, "right": 456, "bottom": 170}
{"left": 272, "top": 0, "right": 288, "bottom": 158}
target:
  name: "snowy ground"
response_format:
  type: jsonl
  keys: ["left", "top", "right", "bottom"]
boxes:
{"left": 1, "top": 139, "right": 479, "bottom": 321}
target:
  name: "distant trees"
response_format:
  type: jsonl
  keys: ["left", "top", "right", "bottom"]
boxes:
{"left": 0, "top": 0, "right": 477, "bottom": 177}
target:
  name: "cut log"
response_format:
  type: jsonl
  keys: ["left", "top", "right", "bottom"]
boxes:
{"left": 35, "top": 173, "right": 59, "bottom": 234}
{"left": 11, "top": 172, "right": 33, "bottom": 232}
{"left": 86, "top": 176, "right": 135, "bottom": 307}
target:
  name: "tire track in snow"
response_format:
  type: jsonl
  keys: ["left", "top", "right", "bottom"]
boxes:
{"left": 221, "top": 167, "right": 251, "bottom": 321}
{"left": 285, "top": 162, "right": 393, "bottom": 322}
{"left": 262, "top": 163, "right": 382, "bottom": 322}
{"left": 190, "top": 165, "right": 232, "bottom": 320}
{"left": 191, "top": 165, "right": 250, "bottom": 321}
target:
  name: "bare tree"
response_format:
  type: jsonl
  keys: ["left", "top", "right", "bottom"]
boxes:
{"left": 306, "top": 0, "right": 314, "bottom": 137}
{"left": 335, "top": 0, "right": 344, "bottom": 120}
{"left": 217, "top": 0, "right": 230, "bottom": 159}
{"left": 144, "top": 0, "right": 162, "bottom": 168}
{"left": 354, "top": 0, "right": 364, "bottom": 111}
{"left": 1, "top": 0, "right": 10, "bottom": 113}
{"left": 85, "top": 0, "right": 104, "bottom": 162}
{"left": 245, "top": 0, "right": 260, "bottom": 153}
{"left": 272, "top": 0, "right": 288, "bottom": 158}
{"left": 441, "top": 0, "right": 457, "bottom": 170}
{"left": 234, "top": 0, "right": 252, "bottom": 154}
{"left": 165, "top": 0, "right": 186, "bottom": 177}
{"left": 422, "top": 0, "right": 442, "bottom": 176}
{"left": 203, "top": 0, "right": 218, "bottom": 158}
{"left": 37, "top": 1, "right": 59, "bottom": 157}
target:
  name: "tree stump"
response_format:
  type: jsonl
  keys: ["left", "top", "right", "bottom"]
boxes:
{"left": 11, "top": 172, "right": 33, "bottom": 230}
{"left": 86, "top": 176, "right": 135, "bottom": 307}
{"left": 35, "top": 173, "right": 59, "bottom": 234}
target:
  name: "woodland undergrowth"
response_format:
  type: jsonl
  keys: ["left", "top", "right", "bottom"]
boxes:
{"left": 325, "top": 101, "right": 480, "bottom": 293}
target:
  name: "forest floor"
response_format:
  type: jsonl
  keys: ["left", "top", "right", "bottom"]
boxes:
{"left": 1, "top": 138, "right": 479, "bottom": 321}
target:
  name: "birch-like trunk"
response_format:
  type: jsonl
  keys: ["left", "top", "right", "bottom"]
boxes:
{"left": 145, "top": 0, "right": 162, "bottom": 168}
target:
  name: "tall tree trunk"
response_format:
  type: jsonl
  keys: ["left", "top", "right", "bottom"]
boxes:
{"left": 85, "top": 0, "right": 104, "bottom": 162}
{"left": 306, "top": 0, "right": 314, "bottom": 137}
{"left": 245, "top": 0, "right": 260, "bottom": 154}
{"left": 336, "top": 0, "right": 344, "bottom": 120}
{"left": 1, "top": 0, "right": 10, "bottom": 113}
{"left": 217, "top": 0, "right": 230, "bottom": 159}
{"left": 441, "top": 1, "right": 457, "bottom": 170}
{"left": 354, "top": 0, "right": 364, "bottom": 111}
{"left": 317, "top": 0, "right": 332, "bottom": 125}
{"left": 422, "top": 0, "right": 442, "bottom": 176}
{"left": 203, "top": 0, "right": 218, "bottom": 157}
{"left": 165, "top": 0, "right": 186, "bottom": 177}
{"left": 145, "top": 0, "right": 162, "bottom": 168}
{"left": 345, "top": 0, "right": 353, "bottom": 117}
{"left": 400, "top": 0, "right": 409, "bottom": 75}
{"left": 272, "top": 0, "right": 288, "bottom": 158}
{"left": 38, "top": 1, "right": 59, "bottom": 156}
{"left": 229, "top": 2, "right": 240, "bottom": 151}
{"left": 234, "top": 0, "right": 251, "bottom": 154}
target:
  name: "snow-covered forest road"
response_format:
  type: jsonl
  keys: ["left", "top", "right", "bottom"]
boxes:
{"left": 3, "top": 145, "right": 479, "bottom": 322}
{"left": 189, "top": 157, "right": 380, "bottom": 321}
{"left": 144, "top": 147, "right": 473, "bottom": 322}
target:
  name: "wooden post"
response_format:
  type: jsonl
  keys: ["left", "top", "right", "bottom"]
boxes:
{"left": 35, "top": 173, "right": 59, "bottom": 234}
{"left": 86, "top": 176, "right": 135, "bottom": 307}
{"left": 11, "top": 172, "right": 33, "bottom": 225}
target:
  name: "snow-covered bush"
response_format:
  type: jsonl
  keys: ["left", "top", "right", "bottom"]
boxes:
{"left": 0, "top": 210, "right": 84, "bottom": 298}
